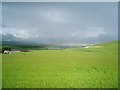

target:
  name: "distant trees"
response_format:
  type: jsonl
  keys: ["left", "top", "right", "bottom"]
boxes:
{"left": 2, "top": 46, "right": 12, "bottom": 53}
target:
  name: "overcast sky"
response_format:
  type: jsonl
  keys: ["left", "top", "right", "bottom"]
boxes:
{"left": 2, "top": 2, "right": 118, "bottom": 44}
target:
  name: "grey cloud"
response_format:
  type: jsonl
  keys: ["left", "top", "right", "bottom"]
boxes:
{"left": 2, "top": 2, "right": 118, "bottom": 44}
{"left": 2, "top": 33, "right": 20, "bottom": 41}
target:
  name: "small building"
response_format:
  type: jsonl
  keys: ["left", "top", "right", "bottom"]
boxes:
{"left": 3, "top": 50, "right": 11, "bottom": 54}
{"left": 11, "top": 50, "right": 21, "bottom": 54}
{"left": 3, "top": 50, "right": 21, "bottom": 54}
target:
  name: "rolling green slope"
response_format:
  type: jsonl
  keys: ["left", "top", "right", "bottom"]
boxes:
{"left": 2, "top": 41, "right": 118, "bottom": 88}
{"left": 91, "top": 40, "right": 118, "bottom": 51}
{"left": 76, "top": 40, "right": 118, "bottom": 55}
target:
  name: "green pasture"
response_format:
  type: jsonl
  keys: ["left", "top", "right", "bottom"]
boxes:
{"left": 2, "top": 41, "right": 118, "bottom": 88}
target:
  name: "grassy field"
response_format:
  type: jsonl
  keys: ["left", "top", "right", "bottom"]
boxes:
{"left": 2, "top": 41, "right": 118, "bottom": 88}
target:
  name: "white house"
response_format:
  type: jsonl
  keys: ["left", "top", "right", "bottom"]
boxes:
{"left": 3, "top": 50, "right": 11, "bottom": 54}
{"left": 11, "top": 50, "right": 21, "bottom": 54}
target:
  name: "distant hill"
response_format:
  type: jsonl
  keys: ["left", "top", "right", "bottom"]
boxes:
{"left": 93, "top": 40, "right": 118, "bottom": 50}
{"left": 2, "top": 41, "right": 44, "bottom": 46}
{"left": 1, "top": 40, "right": 119, "bottom": 51}
{"left": 85, "top": 40, "right": 118, "bottom": 53}
{"left": 75, "top": 40, "right": 118, "bottom": 54}
{"left": 1, "top": 41, "right": 52, "bottom": 50}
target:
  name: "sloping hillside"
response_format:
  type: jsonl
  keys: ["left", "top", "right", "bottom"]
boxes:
{"left": 77, "top": 41, "right": 118, "bottom": 54}
{"left": 90, "top": 40, "right": 118, "bottom": 51}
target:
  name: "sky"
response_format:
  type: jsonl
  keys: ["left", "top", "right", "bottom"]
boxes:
{"left": 1, "top": 2, "right": 118, "bottom": 44}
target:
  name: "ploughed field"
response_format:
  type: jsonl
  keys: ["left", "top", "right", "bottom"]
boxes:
{"left": 2, "top": 41, "right": 118, "bottom": 88}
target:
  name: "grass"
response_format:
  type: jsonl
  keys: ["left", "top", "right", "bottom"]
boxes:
{"left": 2, "top": 41, "right": 118, "bottom": 88}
